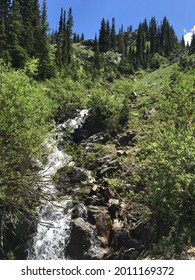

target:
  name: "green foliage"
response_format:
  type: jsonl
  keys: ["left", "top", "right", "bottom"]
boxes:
{"left": 0, "top": 65, "right": 51, "bottom": 216}
{"left": 88, "top": 86, "right": 130, "bottom": 131}
{"left": 45, "top": 76, "right": 88, "bottom": 121}
{"left": 63, "top": 140, "right": 104, "bottom": 170}
{"left": 118, "top": 59, "right": 134, "bottom": 75}
{"left": 135, "top": 68, "right": 195, "bottom": 252}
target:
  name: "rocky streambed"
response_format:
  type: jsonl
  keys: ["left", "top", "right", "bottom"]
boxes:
{"left": 1, "top": 110, "right": 153, "bottom": 260}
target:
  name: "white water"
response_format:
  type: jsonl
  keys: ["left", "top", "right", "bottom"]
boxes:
{"left": 28, "top": 110, "right": 90, "bottom": 260}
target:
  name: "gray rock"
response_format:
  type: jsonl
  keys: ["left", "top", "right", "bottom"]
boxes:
{"left": 66, "top": 218, "right": 97, "bottom": 259}
{"left": 87, "top": 206, "right": 111, "bottom": 244}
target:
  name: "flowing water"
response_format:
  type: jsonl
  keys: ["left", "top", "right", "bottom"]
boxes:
{"left": 28, "top": 110, "right": 91, "bottom": 260}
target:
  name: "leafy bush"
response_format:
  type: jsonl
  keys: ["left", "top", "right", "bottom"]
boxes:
{"left": 88, "top": 88, "right": 130, "bottom": 131}
{"left": 135, "top": 68, "right": 195, "bottom": 252}
{"left": 45, "top": 77, "right": 89, "bottom": 121}
{"left": 0, "top": 65, "right": 51, "bottom": 217}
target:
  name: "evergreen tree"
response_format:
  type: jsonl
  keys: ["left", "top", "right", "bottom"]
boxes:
{"left": 149, "top": 17, "right": 157, "bottom": 54}
{"left": 0, "top": 18, "right": 10, "bottom": 62}
{"left": 50, "top": 29, "right": 57, "bottom": 44}
{"left": 73, "top": 32, "right": 77, "bottom": 43}
{"left": 38, "top": 0, "right": 53, "bottom": 78}
{"left": 106, "top": 20, "right": 111, "bottom": 50}
{"left": 66, "top": 7, "right": 73, "bottom": 64}
{"left": 8, "top": 0, "right": 28, "bottom": 67}
{"left": 76, "top": 34, "right": 80, "bottom": 42}
{"left": 0, "top": 0, "right": 10, "bottom": 27}
{"left": 142, "top": 18, "right": 149, "bottom": 40}
{"left": 118, "top": 29, "right": 125, "bottom": 57}
{"left": 56, "top": 6, "right": 74, "bottom": 69}
{"left": 81, "top": 33, "right": 84, "bottom": 41}
{"left": 155, "top": 25, "right": 161, "bottom": 53}
{"left": 111, "top": 17, "right": 117, "bottom": 50}
{"left": 99, "top": 18, "right": 109, "bottom": 52}
{"left": 0, "top": 0, "right": 11, "bottom": 62}
{"left": 181, "top": 35, "right": 185, "bottom": 49}
{"left": 18, "top": 0, "right": 36, "bottom": 56}
{"left": 32, "top": 0, "right": 41, "bottom": 57}
{"left": 160, "top": 17, "right": 177, "bottom": 55}
{"left": 136, "top": 23, "right": 146, "bottom": 67}
{"left": 190, "top": 32, "right": 195, "bottom": 53}
{"left": 56, "top": 8, "right": 65, "bottom": 69}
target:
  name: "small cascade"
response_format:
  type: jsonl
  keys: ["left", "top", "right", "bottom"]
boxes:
{"left": 28, "top": 109, "right": 92, "bottom": 260}
{"left": 29, "top": 200, "right": 72, "bottom": 260}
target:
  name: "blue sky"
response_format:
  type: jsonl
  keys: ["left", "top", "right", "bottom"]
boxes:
{"left": 43, "top": 0, "right": 195, "bottom": 40}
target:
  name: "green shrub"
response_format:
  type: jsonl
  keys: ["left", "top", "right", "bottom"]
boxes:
{"left": 88, "top": 88, "right": 130, "bottom": 131}
{"left": 135, "top": 68, "right": 195, "bottom": 251}
{"left": 0, "top": 65, "right": 51, "bottom": 217}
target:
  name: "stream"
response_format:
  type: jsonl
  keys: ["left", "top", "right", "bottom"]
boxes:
{"left": 28, "top": 109, "right": 92, "bottom": 260}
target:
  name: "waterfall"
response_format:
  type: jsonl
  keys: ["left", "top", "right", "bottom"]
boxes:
{"left": 28, "top": 110, "right": 90, "bottom": 260}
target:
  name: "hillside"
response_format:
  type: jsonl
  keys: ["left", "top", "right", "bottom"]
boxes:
{"left": 0, "top": 0, "right": 195, "bottom": 260}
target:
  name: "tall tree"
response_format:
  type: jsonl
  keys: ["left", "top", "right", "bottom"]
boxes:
{"left": 106, "top": 20, "right": 111, "bottom": 50}
{"left": 149, "top": 17, "right": 157, "bottom": 54}
{"left": 181, "top": 35, "right": 185, "bottom": 49}
{"left": 0, "top": 0, "right": 11, "bottom": 26}
{"left": 99, "top": 18, "right": 109, "bottom": 52}
{"left": 81, "top": 33, "right": 84, "bottom": 41}
{"left": 0, "top": 0, "right": 11, "bottom": 62}
{"left": 18, "top": 0, "right": 36, "bottom": 56}
{"left": 142, "top": 18, "right": 149, "bottom": 40}
{"left": 118, "top": 29, "right": 125, "bottom": 58}
{"left": 8, "top": 0, "right": 28, "bottom": 67}
{"left": 136, "top": 23, "right": 146, "bottom": 66}
{"left": 56, "top": 8, "right": 64, "bottom": 69}
{"left": 111, "top": 17, "right": 117, "bottom": 50}
{"left": 66, "top": 7, "right": 73, "bottom": 64}
{"left": 38, "top": 0, "right": 54, "bottom": 79}
{"left": 0, "top": 18, "right": 10, "bottom": 62}
{"left": 160, "top": 17, "right": 177, "bottom": 55}
{"left": 32, "top": 0, "right": 41, "bottom": 57}
{"left": 190, "top": 32, "right": 195, "bottom": 53}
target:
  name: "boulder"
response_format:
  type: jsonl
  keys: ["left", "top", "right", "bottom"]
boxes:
{"left": 55, "top": 166, "right": 88, "bottom": 189}
{"left": 87, "top": 206, "right": 111, "bottom": 245}
{"left": 66, "top": 218, "right": 99, "bottom": 259}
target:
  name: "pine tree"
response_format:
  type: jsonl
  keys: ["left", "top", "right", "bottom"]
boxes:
{"left": 142, "top": 18, "right": 149, "bottom": 40}
{"left": 99, "top": 18, "right": 109, "bottom": 52}
{"left": 8, "top": 0, "right": 28, "bottom": 67}
{"left": 118, "top": 29, "right": 125, "bottom": 58}
{"left": 190, "top": 32, "right": 195, "bottom": 53}
{"left": 149, "top": 17, "right": 157, "bottom": 54}
{"left": 111, "top": 17, "right": 117, "bottom": 50}
{"left": 0, "top": 0, "right": 11, "bottom": 62}
{"left": 73, "top": 32, "right": 77, "bottom": 43}
{"left": 56, "top": 8, "right": 64, "bottom": 69}
{"left": 181, "top": 35, "right": 185, "bottom": 49}
{"left": 50, "top": 29, "right": 57, "bottom": 44}
{"left": 160, "top": 17, "right": 177, "bottom": 55}
{"left": 0, "top": 0, "right": 11, "bottom": 27}
{"left": 38, "top": 0, "right": 53, "bottom": 78}
{"left": 0, "top": 18, "right": 10, "bottom": 62}
{"left": 18, "top": 0, "right": 36, "bottom": 56}
{"left": 106, "top": 20, "right": 111, "bottom": 50}
{"left": 81, "top": 33, "right": 84, "bottom": 41}
{"left": 66, "top": 7, "right": 73, "bottom": 64}
{"left": 32, "top": 0, "right": 41, "bottom": 57}
{"left": 136, "top": 23, "right": 146, "bottom": 67}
